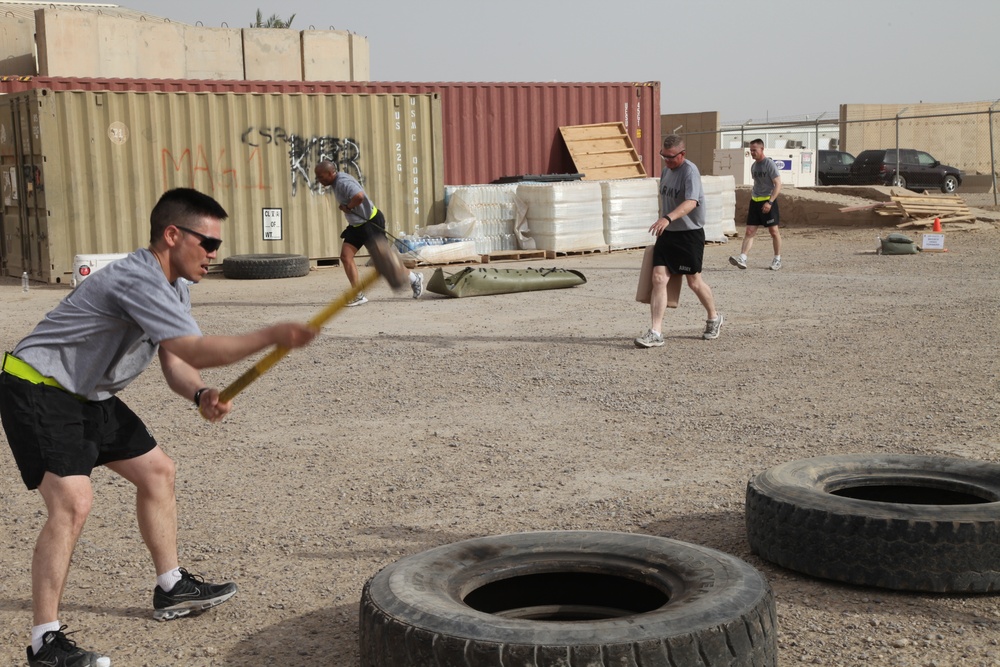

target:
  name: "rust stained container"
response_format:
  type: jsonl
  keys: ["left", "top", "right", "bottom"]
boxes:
{"left": 0, "top": 77, "right": 661, "bottom": 186}
{"left": 0, "top": 88, "right": 443, "bottom": 283}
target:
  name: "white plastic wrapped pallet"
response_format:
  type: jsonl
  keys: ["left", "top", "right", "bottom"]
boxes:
{"left": 701, "top": 175, "right": 737, "bottom": 241}
{"left": 601, "top": 178, "right": 658, "bottom": 250}
{"left": 515, "top": 181, "right": 606, "bottom": 253}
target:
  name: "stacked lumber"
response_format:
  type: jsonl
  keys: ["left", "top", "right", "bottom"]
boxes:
{"left": 869, "top": 192, "right": 974, "bottom": 228}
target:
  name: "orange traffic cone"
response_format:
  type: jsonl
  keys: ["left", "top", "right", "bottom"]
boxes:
{"left": 932, "top": 217, "right": 942, "bottom": 232}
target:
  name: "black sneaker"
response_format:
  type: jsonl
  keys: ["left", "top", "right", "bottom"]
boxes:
{"left": 27, "top": 625, "right": 110, "bottom": 667}
{"left": 152, "top": 568, "right": 237, "bottom": 621}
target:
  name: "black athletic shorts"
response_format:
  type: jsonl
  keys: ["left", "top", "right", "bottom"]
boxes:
{"left": 0, "top": 373, "right": 157, "bottom": 490}
{"left": 341, "top": 210, "right": 388, "bottom": 251}
{"left": 746, "top": 199, "right": 780, "bottom": 227}
{"left": 652, "top": 227, "right": 706, "bottom": 275}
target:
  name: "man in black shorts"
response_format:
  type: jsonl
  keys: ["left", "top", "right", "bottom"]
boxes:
{"left": 314, "top": 161, "right": 424, "bottom": 306}
{"left": 635, "top": 134, "right": 723, "bottom": 348}
{"left": 0, "top": 188, "right": 318, "bottom": 666}
{"left": 729, "top": 138, "right": 783, "bottom": 270}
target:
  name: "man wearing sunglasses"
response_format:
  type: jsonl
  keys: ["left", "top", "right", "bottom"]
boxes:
{"left": 635, "top": 134, "right": 724, "bottom": 348}
{"left": 314, "top": 160, "right": 424, "bottom": 306}
{"left": 0, "top": 188, "right": 318, "bottom": 667}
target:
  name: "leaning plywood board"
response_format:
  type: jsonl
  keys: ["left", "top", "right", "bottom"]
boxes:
{"left": 560, "top": 122, "right": 646, "bottom": 180}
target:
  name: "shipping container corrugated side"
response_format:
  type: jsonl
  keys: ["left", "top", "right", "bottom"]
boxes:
{"left": 0, "top": 88, "right": 443, "bottom": 283}
{"left": 0, "top": 77, "right": 661, "bottom": 186}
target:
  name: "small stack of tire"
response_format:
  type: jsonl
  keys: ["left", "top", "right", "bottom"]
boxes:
{"left": 221, "top": 254, "right": 310, "bottom": 280}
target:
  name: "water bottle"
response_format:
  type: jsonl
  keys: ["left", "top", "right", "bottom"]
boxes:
{"left": 22, "top": 271, "right": 29, "bottom": 292}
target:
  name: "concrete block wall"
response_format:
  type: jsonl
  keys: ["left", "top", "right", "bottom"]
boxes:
{"left": 19, "top": 9, "right": 368, "bottom": 82}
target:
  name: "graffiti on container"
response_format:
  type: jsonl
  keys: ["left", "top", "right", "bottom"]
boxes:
{"left": 240, "top": 127, "right": 364, "bottom": 195}
{"left": 161, "top": 145, "right": 270, "bottom": 192}
{"left": 161, "top": 131, "right": 365, "bottom": 195}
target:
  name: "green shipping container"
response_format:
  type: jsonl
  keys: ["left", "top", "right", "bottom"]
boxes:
{"left": 1, "top": 88, "right": 443, "bottom": 283}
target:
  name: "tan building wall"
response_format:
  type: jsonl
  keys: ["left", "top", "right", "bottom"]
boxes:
{"left": 2, "top": 6, "right": 369, "bottom": 82}
{"left": 660, "top": 111, "right": 720, "bottom": 175}
{"left": 840, "top": 101, "right": 994, "bottom": 176}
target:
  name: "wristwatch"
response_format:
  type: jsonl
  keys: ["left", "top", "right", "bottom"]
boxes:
{"left": 665, "top": 215, "right": 672, "bottom": 223}
{"left": 193, "top": 387, "right": 208, "bottom": 407}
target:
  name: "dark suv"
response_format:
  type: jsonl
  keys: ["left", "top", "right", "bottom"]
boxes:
{"left": 817, "top": 150, "right": 855, "bottom": 185}
{"left": 849, "top": 149, "right": 962, "bottom": 193}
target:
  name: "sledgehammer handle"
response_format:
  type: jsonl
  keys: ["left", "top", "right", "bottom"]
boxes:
{"left": 217, "top": 268, "right": 381, "bottom": 404}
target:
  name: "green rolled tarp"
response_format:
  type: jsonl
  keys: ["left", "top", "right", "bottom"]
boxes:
{"left": 425, "top": 266, "right": 587, "bottom": 298}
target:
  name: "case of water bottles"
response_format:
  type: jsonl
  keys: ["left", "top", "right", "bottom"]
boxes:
{"left": 442, "top": 184, "right": 520, "bottom": 254}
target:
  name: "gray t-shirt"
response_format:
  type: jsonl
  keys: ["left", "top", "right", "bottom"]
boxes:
{"left": 330, "top": 172, "right": 374, "bottom": 226}
{"left": 13, "top": 248, "right": 201, "bottom": 401}
{"left": 659, "top": 159, "right": 705, "bottom": 231}
{"left": 751, "top": 157, "right": 781, "bottom": 199}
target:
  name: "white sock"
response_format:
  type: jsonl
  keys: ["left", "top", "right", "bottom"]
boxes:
{"left": 157, "top": 567, "right": 182, "bottom": 592}
{"left": 774, "top": 255, "right": 781, "bottom": 260}
{"left": 651, "top": 329, "right": 661, "bottom": 336}
{"left": 409, "top": 272, "right": 419, "bottom": 284}
{"left": 31, "top": 620, "right": 61, "bottom": 655}
{"left": 739, "top": 253, "right": 747, "bottom": 261}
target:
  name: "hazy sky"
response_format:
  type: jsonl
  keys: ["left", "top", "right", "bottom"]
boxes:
{"left": 121, "top": 0, "right": 999, "bottom": 124}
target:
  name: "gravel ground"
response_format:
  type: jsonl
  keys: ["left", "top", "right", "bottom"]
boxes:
{"left": 1, "top": 200, "right": 998, "bottom": 666}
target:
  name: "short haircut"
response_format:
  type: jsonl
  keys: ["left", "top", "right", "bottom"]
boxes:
{"left": 662, "top": 133, "right": 685, "bottom": 151}
{"left": 149, "top": 188, "right": 228, "bottom": 244}
{"left": 750, "top": 138, "right": 765, "bottom": 148}
{"left": 315, "top": 160, "right": 337, "bottom": 175}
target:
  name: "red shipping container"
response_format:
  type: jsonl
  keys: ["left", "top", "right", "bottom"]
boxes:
{"left": 0, "top": 77, "right": 660, "bottom": 185}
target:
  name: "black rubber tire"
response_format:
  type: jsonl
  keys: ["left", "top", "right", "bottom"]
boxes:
{"left": 221, "top": 254, "right": 310, "bottom": 279}
{"left": 941, "top": 174, "right": 959, "bottom": 193}
{"left": 746, "top": 454, "right": 1000, "bottom": 592}
{"left": 359, "top": 530, "right": 777, "bottom": 667}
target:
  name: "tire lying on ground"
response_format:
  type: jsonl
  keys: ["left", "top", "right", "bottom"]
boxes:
{"left": 746, "top": 454, "right": 1000, "bottom": 592}
{"left": 359, "top": 530, "right": 777, "bottom": 667}
{"left": 221, "top": 253, "right": 310, "bottom": 279}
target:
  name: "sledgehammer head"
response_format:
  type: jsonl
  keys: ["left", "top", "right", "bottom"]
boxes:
{"left": 368, "top": 236, "right": 410, "bottom": 290}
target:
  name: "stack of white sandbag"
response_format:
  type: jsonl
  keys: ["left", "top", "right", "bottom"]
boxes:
{"left": 601, "top": 178, "right": 658, "bottom": 249}
{"left": 515, "top": 181, "right": 606, "bottom": 252}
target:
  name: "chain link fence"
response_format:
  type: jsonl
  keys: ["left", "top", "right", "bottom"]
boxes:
{"left": 679, "top": 103, "right": 1000, "bottom": 209}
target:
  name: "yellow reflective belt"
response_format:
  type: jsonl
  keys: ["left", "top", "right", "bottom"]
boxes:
{"left": 2, "top": 352, "right": 70, "bottom": 391}
{"left": 752, "top": 196, "right": 771, "bottom": 202}
{"left": 368, "top": 206, "right": 379, "bottom": 220}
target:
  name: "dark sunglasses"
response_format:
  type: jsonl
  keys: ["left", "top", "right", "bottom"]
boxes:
{"left": 661, "top": 150, "right": 685, "bottom": 159}
{"left": 175, "top": 225, "right": 223, "bottom": 253}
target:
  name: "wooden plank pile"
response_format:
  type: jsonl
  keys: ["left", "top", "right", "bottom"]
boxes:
{"left": 872, "top": 191, "right": 974, "bottom": 228}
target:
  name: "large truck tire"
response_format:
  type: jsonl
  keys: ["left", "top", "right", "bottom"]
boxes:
{"left": 359, "top": 530, "right": 777, "bottom": 666}
{"left": 746, "top": 454, "right": 1000, "bottom": 592}
{"left": 221, "top": 253, "right": 310, "bottom": 279}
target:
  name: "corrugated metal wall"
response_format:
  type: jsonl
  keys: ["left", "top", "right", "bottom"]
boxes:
{"left": 0, "top": 88, "right": 443, "bottom": 282}
{"left": 0, "top": 77, "right": 661, "bottom": 186}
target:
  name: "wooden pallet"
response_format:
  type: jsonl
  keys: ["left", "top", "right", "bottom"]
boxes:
{"left": 608, "top": 244, "right": 651, "bottom": 253}
{"left": 559, "top": 122, "right": 646, "bottom": 181}
{"left": 478, "top": 250, "right": 547, "bottom": 264}
{"left": 544, "top": 247, "right": 608, "bottom": 259}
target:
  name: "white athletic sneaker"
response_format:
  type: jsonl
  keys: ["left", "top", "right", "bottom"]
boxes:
{"left": 411, "top": 272, "right": 424, "bottom": 299}
{"left": 347, "top": 293, "right": 368, "bottom": 307}
{"left": 729, "top": 255, "right": 747, "bottom": 270}
{"left": 770, "top": 257, "right": 782, "bottom": 271}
